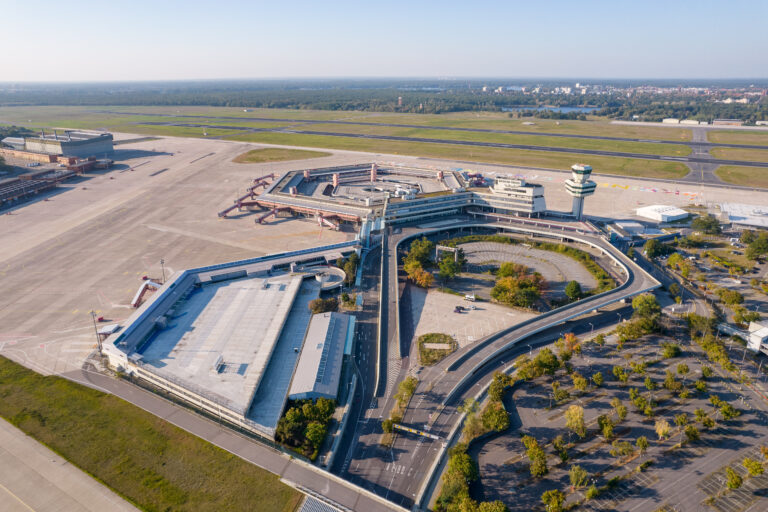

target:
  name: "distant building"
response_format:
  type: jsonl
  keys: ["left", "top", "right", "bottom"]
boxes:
{"left": 636, "top": 205, "right": 689, "bottom": 223}
{"left": 756, "top": 121, "right": 768, "bottom": 126}
{"left": 712, "top": 119, "right": 743, "bottom": 126}
{"left": 9, "top": 130, "right": 114, "bottom": 158}
{"left": 288, "top": 312, "right": 354, "bottom": 400}
{"left": 662, "top": 118, "right": 680, "bottom": 124}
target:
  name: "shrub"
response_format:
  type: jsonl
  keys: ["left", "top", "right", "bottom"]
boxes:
{"left": 726, "top": 467, "right": 743, "bottom": 489}
{"left": 309, "top": 297, "right": 338, "bottom": 314}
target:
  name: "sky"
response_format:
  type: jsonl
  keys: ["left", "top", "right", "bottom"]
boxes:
{"left": 1, "top": 0, "right": 766, "bottom": 82}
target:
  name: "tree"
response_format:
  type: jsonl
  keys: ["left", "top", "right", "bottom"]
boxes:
{"left": 309, "top": 297, "right": 338, "bottom": 314}
{"left": 610, "top": 440, "right": 634, "bottom": 459}
{"left": 691, "top": 214, "right": 721, "bottom": 235}
{"left": 664, "top": 370, "right": 681, "bottom": 391}
{"left": 541, "top": 490, "right": 565, "bottom": 512}
{"left": 612, "top": 365, "right": 629, "bottom": 384}
{"left": 668, "top": 282, "right": 681, "bottom": 297}
{"left": 572, "top": 373, "right": 588, "bottom": 393}
{"left": 565, "top": 405, "right": 586, "bottom": 438}
{"left": 616, "top": 404, "right": 628, "bottom": 422}
{"left": 684, "top": 425, "right": 700, "bottom": 443}
{"left": 304, "top": 421, "right": 327, "bottom": 454}
{"left": 591, "top": 371, "right": 603, "bottom": 387}
{"left": 497, "top": 261, "right": 527, "bottom": 278}
{"left": 585, "top": 485, "right": 599, "bottom": 499}
{"left": 382, "top": 418, "right": 394, "bottom": 433}
{"left": 565, "top": 280, "right": 582, "bottom": 301}
{"left": 644, "top": 239, "right": 667, "bottom": 259}
{"left": 404, "top": 237, "right": 434, "bottom": 267}
{"left": 447, "top": 445, "right": 479, "bottom": 483}
{"left": 632, "top": 293, "right": 661, "bottom": 318}
{"left": 488, "top": 372, "right": 513, "bottom": 401}
{"left": 726, "top": 467, "right": 743, "bottom": 489}
{"left": 746, "top": 234, "right": 768, "bottom": 260}
{"left": 569, "top": 464, "right": 589, "bottom": 489}
{"left": 438, "top": 255, "right": 461, "bottom": 282}
{"left": 644, "top": 376, "right": 656, "bottom": 400}
{"left": 481, "top": 401, "right": 509, "bottom": 432}
{"left": 655, "top": 418, "right": 671, "bottom": 441}
{"left": 743, "top": 457, "right": 765, "bottom": 477}
{"left": 636, "top": 436, "right": 649, "bottom": 456}
{"left": 662, "top": 343, "right": 681, "bottom": 358}
{"left": 553, "top": 435, "right": 568, "bottom": 463}
{"left": 478, "top": 501, "right": 509, "bottom": 512}
{"left": 674, "top": 413, "right": 689, "bottom": 442}
{"left": 528, "top": 447, "right": 548, "bottom": 477}
{"left": 602, "top": 421, "right": 614, "bottom": 440}
{"left": 552, "top": 381, "right": 570, "bottom": 402}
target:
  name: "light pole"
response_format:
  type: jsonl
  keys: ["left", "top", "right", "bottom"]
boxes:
{"left": 617, "top": 312, "right": 623, "bottom": 323}
{"left": 90, "top": 310, "right": 102, "bottom": 355}
{"left": 589, "top": 322, "right": 594, "bottom": 335}
{"left": 160, "top": 259, "right": 166, "bottom": 284}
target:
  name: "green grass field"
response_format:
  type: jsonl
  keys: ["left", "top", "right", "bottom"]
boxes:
{"left": 230, "top": 131, "right": 690, "bottom": 179}
{"left": 0, "top": 105, "right": 694, "bottom": 141}
{"left": 0, "top": 356, "right": 301, "bottom": 512}
{"left": 290, "top": 122, "right": 690, "bottom": 156}
{"left": 232, "top": 147, "right": 330, "bottom": 163}
{"left": 0, "top": 105, "right": 693, "bottom": 179}
{"left": 715, "top": 165, "right": 768, "bottom": 188}
{"left": 707, "top": 129, "right": 768, "bottom": 146}
{"left": 710, "top": 146, "right": 768, "bottom": 163}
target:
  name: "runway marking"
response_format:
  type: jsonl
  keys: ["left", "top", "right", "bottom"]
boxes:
{"left": 0, "top": 482, "right": 35, "bottom": 512}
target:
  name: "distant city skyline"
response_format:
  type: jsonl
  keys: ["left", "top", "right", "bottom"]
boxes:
{"left": 2, "top": 0, "right": 767, "bottom": 82}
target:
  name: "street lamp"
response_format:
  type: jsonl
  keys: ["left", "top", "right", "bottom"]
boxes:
{"left": 90, "top": 310, "right": 102, "bottom": 355}
{"left": 160, "top": 259, "right": 166, "bottom": 284}
{"left": 617, "top": 312, "right": 623, "bottom": 323}
{"left": 589, "top": 322, "right": 594, "bottom": 334}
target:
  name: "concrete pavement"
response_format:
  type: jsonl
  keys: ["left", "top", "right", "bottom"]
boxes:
{"left": 0, "top": 418, "right": 138, "bottom": 512}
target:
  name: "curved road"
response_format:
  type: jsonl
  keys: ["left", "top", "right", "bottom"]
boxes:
{"left": 339, "top": 216, "right": 660, "bottom": 509}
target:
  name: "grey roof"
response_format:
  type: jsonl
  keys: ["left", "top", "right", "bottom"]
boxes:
{"left": 289, "top": 312, "right": 351, "bottom": 399}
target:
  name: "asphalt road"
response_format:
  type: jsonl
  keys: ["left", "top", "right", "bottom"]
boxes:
{"left": 101, "top": 110, "right": 768, "bottom": 150}
{"left": 336, "top": 216, "right": 660, "bottom": 508}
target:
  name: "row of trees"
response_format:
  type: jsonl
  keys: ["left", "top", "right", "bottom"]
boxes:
{"left": 381, "top": 376, "right": 418, "bottom": 433}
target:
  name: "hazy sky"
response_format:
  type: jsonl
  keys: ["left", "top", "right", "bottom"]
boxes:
{"left": 2, "top": 0, "right": 766, "bottom": 81}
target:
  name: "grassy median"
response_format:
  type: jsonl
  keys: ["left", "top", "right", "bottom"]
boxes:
{"left": 707, "top": 129, "right": 768, "bottom": 146}
{"left": 710, "top": 147, "right": 768, "bottom": 163}
{"left": 233, "top": 147, "right": 331, "bottom": 163}
{"left": 715, "top": 165, "right": 768, "bottom": 188}
{"left": 229, "top": 131, "right": 689, "bottom": 179}
{"left": 0, "top": 356, "right": 301, "bottom": 512}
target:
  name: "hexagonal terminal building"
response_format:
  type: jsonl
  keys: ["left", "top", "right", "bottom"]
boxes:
{"left": 564, "top": 164, "right": 596, "bottom": 219}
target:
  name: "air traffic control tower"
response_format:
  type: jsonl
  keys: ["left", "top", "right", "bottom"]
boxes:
{"left": 565, "top": 164, "right": 596, "bottom": 219}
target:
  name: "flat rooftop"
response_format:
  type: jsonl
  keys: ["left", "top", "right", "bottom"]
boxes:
{"left": 288, "top": 312, "right": 352, "bottom": 400}
{"left": 138, "top": 273, "right": 303, "bottom": 415}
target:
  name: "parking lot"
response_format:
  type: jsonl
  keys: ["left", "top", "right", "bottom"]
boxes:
{"left": 470, "top": 331, "right": 768, "bottom": 512}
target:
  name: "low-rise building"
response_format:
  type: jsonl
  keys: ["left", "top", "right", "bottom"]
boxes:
{"left": 747, "top": 321, "right": 768, "bottom": 354}
{"left": 288, "top": 312, "right": 354, "bottom": 401}
{"left": 636, "top": 204, "right": 689, "bottom": 223}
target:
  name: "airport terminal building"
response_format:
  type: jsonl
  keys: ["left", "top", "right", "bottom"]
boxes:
{"left": 2, "top": 130, "right": 113, "bottom": 158}
{"left": 103, "top": 243, "right": 357, "bottom": 439}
